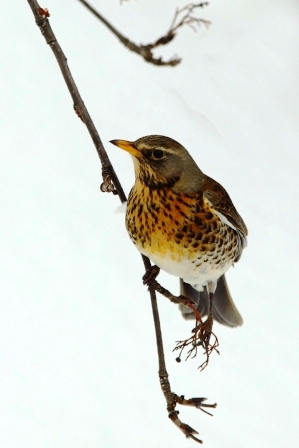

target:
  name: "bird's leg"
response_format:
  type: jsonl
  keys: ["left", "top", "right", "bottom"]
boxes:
{"left": 208, "top": 291, "right": 213, "bottom": 316}
{"left": 197, "top": 289, "right": 214, "bottom": 348}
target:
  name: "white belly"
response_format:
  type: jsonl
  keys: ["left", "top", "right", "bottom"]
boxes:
{"left": 140, "top": 246, "right": 233, "bottom": 291}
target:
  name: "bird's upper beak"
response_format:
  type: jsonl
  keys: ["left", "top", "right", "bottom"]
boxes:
{"left": 110, "top": 139, "right": 141, "bottom": 158}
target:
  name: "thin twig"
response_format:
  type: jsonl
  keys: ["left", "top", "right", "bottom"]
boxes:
{"left": 146, "top": 274, "right": 220, "bottom": 370}
{"left": 26, "top": 2, "right": 215, "bottom": 443}
{"left": 77, "top": 0, "right": 210, "bottom": 66}
{"left": 142, "top": 255, "right": 216, "bottom": 443}
{"left": 27, "top": 3, "right": 126, "bottom": 202}
{"left": 169, "top": 3, "right": 211, "bottom": 33}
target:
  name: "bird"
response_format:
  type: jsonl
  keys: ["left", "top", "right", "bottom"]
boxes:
{"left": 110, "top": 135, "right": 247, "bottom": 328}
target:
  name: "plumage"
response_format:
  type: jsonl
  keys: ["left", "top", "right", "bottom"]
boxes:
{"left": 110, "top": 135, "right": 248, "bottom": 327}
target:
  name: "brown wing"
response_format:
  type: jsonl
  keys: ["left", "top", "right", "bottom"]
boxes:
{"left": 202, "top": 176, "right": 248, "bottom": 261}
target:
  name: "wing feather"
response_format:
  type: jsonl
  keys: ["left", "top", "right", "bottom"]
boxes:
{"left": 202, "top": 176, "right": 248, "bottom": 261}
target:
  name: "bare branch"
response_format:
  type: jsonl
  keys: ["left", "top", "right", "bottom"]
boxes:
{"left": 142, "top": 265, "right": 220, "bottom": 369}
{"left": 143, "top": 257, "right": 216, "bottom": 443}
{"left": 27, "top": 1, "right": 126, "bottom": 201}
{"left": 169, "top": 3, "right": 211, "bottom": 34}
{"left": 26, "top": 1, "right": 215, "bottom": 442}
{"left": 174, "top": 325, "right": 220, "bottom": 372}
{"left": 154, "top": 284, "right": 220, "bottom": 370}
{"left": 77, "top": 0, "right": 210, "bottom": 66}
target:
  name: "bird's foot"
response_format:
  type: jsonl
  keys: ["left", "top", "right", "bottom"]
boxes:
{"left": 142, "top": 265, "right": 160, "bottom": 285}
{"left": 174, "top": 313, "right": 219, "bottom": 371}
{"left": 142, "top": 270, "right": 197, "bottom": 309}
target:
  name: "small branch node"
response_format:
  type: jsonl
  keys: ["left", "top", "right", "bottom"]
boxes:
{"left": 100, "top": 168, "right": 117, "bottom": 194}
{"left": 38, "top": 7, "right": 50, "bottom": 18}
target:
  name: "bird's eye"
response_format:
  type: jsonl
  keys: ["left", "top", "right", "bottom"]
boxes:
{"left": 152, "top": 149, "right": 164, "bottom": 159}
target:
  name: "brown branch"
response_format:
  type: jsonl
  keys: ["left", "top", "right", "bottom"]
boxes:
{"left": 174, "top": 325, "right": 220, "bottom": 372}
{"left": 169, "top": 3, "right": 211, "bottom": 33}
{"left": 26, "top": 1, "right": 215, "bottom": 443}
{"left": 142, "top": 257, "right": 216, "bottom": 444}
{"left": 77, "top": 0, "right": 210, "bottom": 66}
{"left": 27, "top": 4, "right": 126, "bottom": 202}
{"left": 142, "top": 267, "right": 220, "bottom": 370}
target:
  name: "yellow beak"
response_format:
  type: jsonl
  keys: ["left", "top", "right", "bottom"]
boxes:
{"left": 109, "top": 139, "right": 141, "bottom": 158}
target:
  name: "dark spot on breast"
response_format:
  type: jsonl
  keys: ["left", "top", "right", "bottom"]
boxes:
{"left": 137, "top": 205, "right": 143, "bottom": 217}
{"left": 130, "top": 202, "right": 137, "bottom": 213}
{"left": 193, "top": 216, "right": 201, "bottom": 225}
{"left": 150, "top": 202, "right": 160, "bottom": 213}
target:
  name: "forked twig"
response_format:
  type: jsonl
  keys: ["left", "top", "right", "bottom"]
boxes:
{"left": 169, "top": 3, "right": 211, "bottom": 33}
{"left": 26, "top": 2, "right": 215, "bottom": 442}
{"left": 77, "top": 0, "right": 210, "bottom": 66}
{"left": 174, "top": 324, "right": 220, "bottom": 371}
{"left": 143, "top": 265, "right": 220, "bottom": 370}
{"left": 159, "top": 286, "right": 220, "bottom": 370}
{"left": 142, "top": 257, "right": 216, "bottom": 444}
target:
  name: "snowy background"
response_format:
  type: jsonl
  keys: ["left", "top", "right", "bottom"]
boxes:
{"left": 1, "top": 0, "right": 299, "bottom": 446}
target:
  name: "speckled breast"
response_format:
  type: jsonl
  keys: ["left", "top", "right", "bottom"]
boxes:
{"left": 125, "top": 182, "right": 240, "bottom": 284}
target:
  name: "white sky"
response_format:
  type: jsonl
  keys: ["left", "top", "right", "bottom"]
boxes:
{"left": 1, "top": 0, "right": 299, "bottom": 446}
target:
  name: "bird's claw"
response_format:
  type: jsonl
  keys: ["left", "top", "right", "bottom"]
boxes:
{"left": 142, "top": 265, "right": 160, "bottom": 285}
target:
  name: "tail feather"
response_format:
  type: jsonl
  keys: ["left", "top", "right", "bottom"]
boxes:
{"left": 179, "top": 275, "right": 243, "bottom": 328}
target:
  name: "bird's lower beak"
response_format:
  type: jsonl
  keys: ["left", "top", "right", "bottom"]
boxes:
{"left": 110, "top": 139, "right": 141, "bottom": 158}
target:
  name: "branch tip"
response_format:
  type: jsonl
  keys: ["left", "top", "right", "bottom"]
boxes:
{"left": 77, "top": 0, "right": 210, "bottom": 66}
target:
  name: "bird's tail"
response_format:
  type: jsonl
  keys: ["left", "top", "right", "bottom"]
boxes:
{"left": 179, "top": 275, "right": 243, "bottom": 327}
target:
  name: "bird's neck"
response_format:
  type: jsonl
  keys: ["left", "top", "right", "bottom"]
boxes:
{"left": 134, "top": 165, "right": 179, "bottom": 190}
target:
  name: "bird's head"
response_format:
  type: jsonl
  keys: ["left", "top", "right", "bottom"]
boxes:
{"left": 110, "top": 135, "right": 205, "bottom": 192}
